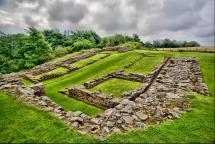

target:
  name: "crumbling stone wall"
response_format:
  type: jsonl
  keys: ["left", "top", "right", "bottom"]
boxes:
{"left": 124, "top": 54, "right": 145, "bottom": 68}
{"left": 124, "top": 57, "right": 171, "bottom": 100}
{"left": 0, "top": 73, "right": 22, "bottom": 86}
{"left": 24, "top": 47, "right": 129, "bottom": 82}
{"left": 0, "top": 57, "right": 209, "bottom": 139}
{"left": 84, "top": 70, "right": 145, "bottom": 89}
{"left": 61, "top": 86, "right": 119, "bottom": 109}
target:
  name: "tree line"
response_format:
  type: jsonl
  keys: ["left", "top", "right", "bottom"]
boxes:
{"left": 0, "top": 27, "right": 200, "bottom": 74}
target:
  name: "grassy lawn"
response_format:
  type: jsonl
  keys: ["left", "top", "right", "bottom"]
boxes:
{"left": 0, "top": 50, "right": 214, "bottom": 143}
{"left": 49, "top": 49, "right": 94, "bottom": 63}
{"left": 106, "top": 50, "right": 215, "bottom": 143}
{"left": 124, "top": 54, "right": 164, "bottom": 75}
{"left": 0, "top": 93, "right": 99, "bottom": 143}
{"left": 70, "top": 53, "right": 108, "bottom": 67}
{"left": 43, "top": 51, "right": 141, "bottom": 116}
{"left": 89, "top": 78, "right": 142, "bottom": 97}
{"left": 35, "top": 67, "right": 69, "bottom": 79}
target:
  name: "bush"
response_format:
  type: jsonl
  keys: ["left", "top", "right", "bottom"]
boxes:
{"left": 73, "top": 39, "right": 94, "bottom": 51}
{"left": 54, "top": 47, "right": 69, "bottom": 57}
{"left": 118, "top": 41, "right": 143, "bottom": 49}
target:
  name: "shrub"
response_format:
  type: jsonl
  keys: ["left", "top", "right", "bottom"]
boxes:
{"left": 54, "top": 47, "right": 69, "bottom": 57}
{"left": 117, "top": 41, "right": 143, "bottom": 49}
{"left": 73, "top": 39, "right": 94, "bottom": 51}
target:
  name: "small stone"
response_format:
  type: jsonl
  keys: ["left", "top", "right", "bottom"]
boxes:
{"left": 38, "top": 101, "right": 47, "bottom": 106}
{"left": 73, "top": 111, "right": 83, "bottom": 117}
{"left": 122, "top": 116, "right": 134, "bottom": 124}
{"left": 121, "top": 99, "right": 129, "bottom": 105}
{"left": 70, "top": 117, "right": 84, "bottom": 124}
{"left": 112, "top": 128, "right": 121, "bottom": 133}
{"left": 117, "top": 119, "right": 122, "bottom": 124}
{"left": 107, "top": 121, "right": 115, "bottom": 127}
{"left": 71, "top": 121, "right": 79, "bottom": 128}
{"left": 115, "top": 104, "right": 123, "bottom": 110}
{"left": 136, "top": 111, "right": 148, "bottom": 121}
{"left": 66, "top": 111, "right": 73, "bottom": 117}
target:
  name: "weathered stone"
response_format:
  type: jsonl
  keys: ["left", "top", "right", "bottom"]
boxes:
{"left": 107, "top": 121, "right": 115, "bottom": 127}
{"left": 70, "top": 117, "right": 84, "bottom": 123}
{"left": 71, "top": 121, "right": 79, "bottom": 128}
{"left": 135, "top": 111, "right": 148, "bottom": 121}
{"left": 122, "top": 116, "right": 134, "bottom": 124}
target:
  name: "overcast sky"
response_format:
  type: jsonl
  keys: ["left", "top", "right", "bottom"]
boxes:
{"left": 0, "top": 0, "right": 214, "bottom": 45}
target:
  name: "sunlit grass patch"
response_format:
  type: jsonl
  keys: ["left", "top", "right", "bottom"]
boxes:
{"left": 35, "top": 67, "right": 69, "bottom": 79}
{"left": 89, "top": 78, "right": 142, "bottom": 97}
{"left": 70, "top": 53, "right": 108, "bottom": 67}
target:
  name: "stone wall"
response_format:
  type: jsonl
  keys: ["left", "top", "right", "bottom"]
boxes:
{"left": 0, "top": 73, "right": 22, "bottom": 87}
{"left": 0, "top": 57, "right": 209, "bottom": 139}
{"left": 24, "top": 47, "right": 129, "bottom": 81}
{"left": 124, "top": 54, "right": 145, "bottom": 68}
{"left": 84, "top": 70, "right": 145, "bottom": 89}
{"left": 124, "top": 57, "right": 171, "bottom": 100}
{"left": 63, "top": 86, "right": 119, "bottom": 109}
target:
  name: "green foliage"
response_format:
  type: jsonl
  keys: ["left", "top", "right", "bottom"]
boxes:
{"left": 73, "top": 39, "right": 94, "bottom": 51}
{"left": 53, "top": 47, "right": 69, "bottom": 57}
{"left": 70, "top": 31, "right": 101, "bottom": 46}
{"left": 98, "top": 33, "right": 141, "bottom": 48}
{"left": 0, "top": 27, "right": 53, "bottom": 74}
{"left": 145, "top": 39, "right": 200, "bottom": 48}
{"left": 118, "top": 41, "right": 144, "bottom": 49}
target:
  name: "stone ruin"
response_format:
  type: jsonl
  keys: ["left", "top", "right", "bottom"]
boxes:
{"left": 22, "top": 47, "right": 132, "bottom": 83}
{"left": 0, "top": 50, "right": 209, "bottom": 139}
{"left": 124, "top": 53, "right": 145, "bottom": 68}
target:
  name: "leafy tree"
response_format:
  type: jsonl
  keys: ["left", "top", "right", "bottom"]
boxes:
{"left": 73, "top": 39, "right": 94, "bottom": 51}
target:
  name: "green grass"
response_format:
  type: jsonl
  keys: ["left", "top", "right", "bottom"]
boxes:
{"left": 22, "top": 79, "right": 34, "bottom": 86}
{"left": 70, "top": 53, "right": 108, "bottom": 67}
{"left": 35, "top": 67, "right": 69, "bottom": 80}
{"left": 90, "top": 78, "right": 142, "bottom": 97}
{"left": 43, "top": 51, "right": 141, "bottom": 116}
{"left": 124, "top": 54, "right": 164, "bottom": 75}
{"left": 106, "top": 50, "right": 215, "bottom": 143}
{"left": 0, "top": 93, "right": 99, "bottom": 143}
{"left": 49, "top": 49, "right": 94, "bottom": 63}
{"left": 0, "top": 50, "right": 214, "bottom": 143}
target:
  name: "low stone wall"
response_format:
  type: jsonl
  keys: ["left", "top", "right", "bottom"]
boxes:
{"left": 25, "top": 47, "right": 129, "bottom": 81}
{"left": 0, "top": 73, "right": 22, "bottom": 87}
{"left": 124, "top": 57, "right": 171, "bottom": 100}
{"left": 124, "top": 54, "right": 145, "bottom": 68}
{"left": 63, "top": 86, "right": 119, "bottom": 109}
{"left": 103, "top": 47, "right": 132, "bottom": 52}
{"left": 84, "top": 70, "right": 145, "bottom": 89}
{"left": 0, "top": 57, "right": 209, "bottom": 139}
{"left": 113, "top": 70, "right": 145, "bottom": 83}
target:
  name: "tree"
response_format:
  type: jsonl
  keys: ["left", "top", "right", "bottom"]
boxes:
{"left": 73, "top": 39, "right": 94, "bottom": 51}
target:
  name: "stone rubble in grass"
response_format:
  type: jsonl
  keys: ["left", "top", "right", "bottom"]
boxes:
{"left": 0, "top": 57, "right": 209, "bottom": 139}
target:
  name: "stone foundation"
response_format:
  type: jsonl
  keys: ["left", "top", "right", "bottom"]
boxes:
{"left": 60, "top": 86, "right": 118, "bottom": 109}
{"left": 0, "top": 56, "right": 209, "bottom": 139}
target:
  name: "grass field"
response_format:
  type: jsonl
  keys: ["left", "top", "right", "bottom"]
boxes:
{"left": 0, "top": 49, "right": 214, "bottom": 143}
{"left": 89, "top": 78, "right": 142, "bottom": 97}
{"left": 35, "top": 67, "right": 69, "bottom": 79}
{"left": 70, "top": 53, "right": 108, "bottom": 67}
{"left": 124, "top": 54, "right": 164, "bottom": 75}
{"left": 157, "top": 46, "right": 214, "bottom": 52}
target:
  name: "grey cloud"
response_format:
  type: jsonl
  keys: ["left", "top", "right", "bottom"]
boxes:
{"left": 48, "top": 1, "right": 88, "bottom": 24}
{"left": 0, "top": 0, "right": 214, "bottom": 45}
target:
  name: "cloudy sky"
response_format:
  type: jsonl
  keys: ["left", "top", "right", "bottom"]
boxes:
{"left": 0, "top": 0, "right": 214, "bottom": 45}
